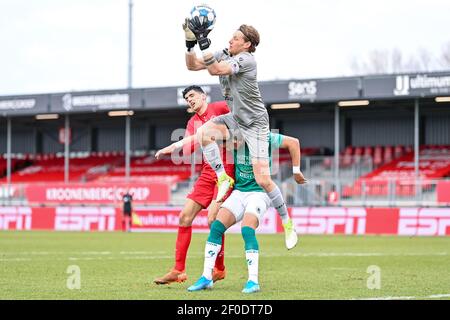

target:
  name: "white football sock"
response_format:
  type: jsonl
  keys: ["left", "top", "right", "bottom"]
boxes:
{"left": 202, "top": 241, "right": 222, "bottom": 280}
{"left": 268, "top": 185, "right": 289, "bottom": 224}
{"left": 245, "top": 249, "right": 259, "bottom": 283}
{"left": 202, "top": 142, "right": 225, "bottom": 178}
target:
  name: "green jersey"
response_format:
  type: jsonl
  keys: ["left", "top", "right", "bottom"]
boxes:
{"left": 234, "top": 132, "right": 284, "bottom": 192}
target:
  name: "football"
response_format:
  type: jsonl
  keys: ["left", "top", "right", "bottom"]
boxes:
{"left": 190, "top": 4, "right": 216, "bottom": 30}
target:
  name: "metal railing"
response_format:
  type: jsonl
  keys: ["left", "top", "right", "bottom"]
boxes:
{"left": 274, "top": 155, "right": 373, "bottom": 183}
{"left": 1, "top": 154, "right": 448, "bottom": 208}
{"left": 281, "top": 178, "right": 450, "bottom": 207}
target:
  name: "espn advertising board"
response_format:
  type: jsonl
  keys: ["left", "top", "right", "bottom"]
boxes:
{"left": 1, "top": 206, "right": 449, "bottom": 236}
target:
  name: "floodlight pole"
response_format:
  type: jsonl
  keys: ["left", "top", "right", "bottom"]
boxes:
{"left": 64, "top": 114, "right": 70, "bottom": 183}
{"left": 125, "top": 0, "right": 133, "bottom": 182}
{"left": 6, "top": 117, "right": 12, "bottom": 186}
{"left": 334, "top": 104, "right": 340, "bottom": 188}
{"left": 128, "top": 0, "right": 133, "bottom": 89}
{"left": 414, "top": 99, "right": 420, "bottom": 179}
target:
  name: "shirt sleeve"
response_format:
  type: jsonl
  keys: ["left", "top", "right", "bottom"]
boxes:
{"left": 270, "top": 132, "right": 284, "bottom": 150}
{"left": 214, "top": 48, "right": 229, "bottom": 62}
{"left": 227, "top": 53, "right": 256, "bottom": 75}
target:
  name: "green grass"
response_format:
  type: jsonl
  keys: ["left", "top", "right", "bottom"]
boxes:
{"left": 1, "top": 231, "right": 449, "bottom": 300}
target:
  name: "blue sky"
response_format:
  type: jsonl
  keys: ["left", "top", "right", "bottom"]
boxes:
{"left": 1, "top": 0, "right": 449, "bottom": 96}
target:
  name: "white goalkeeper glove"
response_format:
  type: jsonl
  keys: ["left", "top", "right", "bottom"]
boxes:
{"left": 183, "top": 17, "right": 197, "bottom": 51}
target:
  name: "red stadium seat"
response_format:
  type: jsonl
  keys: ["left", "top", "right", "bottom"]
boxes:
{"left": 345, "top": 145, "right": 450, "bottom": 199}
{"left": 343, "top": 146, "right": 353, "bottom": 155}
{"left": 383, "top": 145, "right": 393, "bottom": 163}
{"left": 394, "top": 145, "right": 404, "bottom": 158}
{"left": 364, "top": 146, "right": 373, "bottom": 158}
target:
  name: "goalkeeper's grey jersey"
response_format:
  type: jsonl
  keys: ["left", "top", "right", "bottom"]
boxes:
{"left": 214, "top": 49, "right": 268, "bottom": 126}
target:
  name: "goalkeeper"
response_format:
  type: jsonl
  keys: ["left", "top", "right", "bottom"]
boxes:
{"left": 183, "top": 13, "right": 302, "bottom": 249}
{"left": 187, "top": 131, "right": 306, "bottom": 294}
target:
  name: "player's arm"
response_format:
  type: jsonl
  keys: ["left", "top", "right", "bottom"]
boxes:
{"left": 185, "top": 51, "right": 207, "bottom": 71}
{"left": 202, "top": 52, "right": 233, "bottom": 76}
{"left": 187, "top": 16, "right": 233, "bottom": 75}
{"left": 182, "top": 17, "right": 207, "bottom": 71}
{"left": 155, "top": 134, "right": 196, "bottom": 159}
{"left": 279, "top": 135, "right": 307, "bottom": 184}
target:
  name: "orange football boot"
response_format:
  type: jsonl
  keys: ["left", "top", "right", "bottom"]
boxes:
{"left": 212, "top": 267, "right": 226, "bottom": 283}
{"left": 154, "top": 269, "right": 187, "bottom": 285}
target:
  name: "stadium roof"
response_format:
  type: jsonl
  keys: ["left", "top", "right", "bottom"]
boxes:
{"left": 1, "top": 71, "right": 449, "bottom": 117}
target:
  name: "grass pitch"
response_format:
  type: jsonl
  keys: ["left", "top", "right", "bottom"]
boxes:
{"left": 1, "top": 231, "right": 449, "bottom": 300}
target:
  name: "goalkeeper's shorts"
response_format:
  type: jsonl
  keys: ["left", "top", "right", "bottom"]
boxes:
{"left": 212, "top": 113, "right": 269, "bottom": 160}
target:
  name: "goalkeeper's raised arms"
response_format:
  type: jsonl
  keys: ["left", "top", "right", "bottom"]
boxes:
{"left": 188, "top": 16, "right": 212, "bottom": 50}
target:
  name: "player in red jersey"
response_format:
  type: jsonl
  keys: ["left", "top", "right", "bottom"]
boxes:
{"left": 153, "top": 85, "right": 234, "bottom": 285}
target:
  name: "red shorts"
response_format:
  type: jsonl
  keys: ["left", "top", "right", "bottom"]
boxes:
{"left": 187, "top": 165, "right": 235, "bottom": 209}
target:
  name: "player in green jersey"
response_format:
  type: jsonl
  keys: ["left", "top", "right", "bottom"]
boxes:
{"left": 188, "top": 132, "right": 306, "bottom": 293}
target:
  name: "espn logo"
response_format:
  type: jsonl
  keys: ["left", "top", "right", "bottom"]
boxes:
{"left": 55, "top": 207, "right": 116, "bottom": 231}
{"left": 290, "top": 207, "right": 366, "bottom": 235}
{"left": 0, "top": 207, "right": 32, "bottom": 230}
{"left": 398, "top": 208, "right": 450, "bottom": 236}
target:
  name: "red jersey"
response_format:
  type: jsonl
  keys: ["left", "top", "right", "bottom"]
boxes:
{"left": 183, "top": 101, "right": 233, "bottom": 176}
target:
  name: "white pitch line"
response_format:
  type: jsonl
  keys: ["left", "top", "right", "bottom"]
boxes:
{"left": 0, "top": 258, "right": 32, "bottom": 262}
{"left": 428, "top": 294, "right": 450, "bottom": 299}
{"left": 0, "top": 251, "right": 448, "bottom": 262}
{"left": 355, "top": 293, "right": 450, "bottom": 300}
{"left": 262, "top": 252, "right": 449, "bottom": 257}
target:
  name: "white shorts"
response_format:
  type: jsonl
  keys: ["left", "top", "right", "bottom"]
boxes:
{"left": 220, "top": 190, "right": 271, "bottom": 223}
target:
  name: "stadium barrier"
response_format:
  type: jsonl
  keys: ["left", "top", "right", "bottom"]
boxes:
{"left": 1, "top": 206, "right": 449, "bottom": 236}
{"left": 0, "top": 182, "right": 171, "bottom": 206}
{"left": 1, "top": 178, "right": 449, "bottom": 208}
{"left": 284, "top": 178, "right": 450, "bottom": 207}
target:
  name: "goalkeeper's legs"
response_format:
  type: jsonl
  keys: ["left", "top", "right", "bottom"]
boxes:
{"left": 154, "top": 199, "right": 203, "bottom": 285}
{"left": 122, "top": 215, "right": 131, "bottom": 232}
{"left": 197, "top": 122, "right": 234, "bottom": 202}
{"left": 253, "top": 159, "right": 298, "bottom": 250}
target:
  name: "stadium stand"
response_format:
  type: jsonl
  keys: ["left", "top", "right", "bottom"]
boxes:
{"left": 342, "top": 145, "right": 450, "bottom": 197}
{"left": 0, "top": 156, "right": 29, "bottom": 179}
{"left": 94, "top": 155, "right": 200, "bottom": 186}
{"left": 2, "top": 152, "right": 124, "bottom": 183}
{"left": 0, "top": 152, "right": 199, "bottom": 193}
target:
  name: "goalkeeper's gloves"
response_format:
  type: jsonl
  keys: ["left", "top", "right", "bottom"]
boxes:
{"left": 183, "top": 18, "right": 197, "bottom": 50}
{"left": 188, "top": 16, "right": 212, "bottom": 51}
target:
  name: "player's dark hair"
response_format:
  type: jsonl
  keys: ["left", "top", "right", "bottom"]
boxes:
{"left": 182, "top": 85, "right": 204, "bottom": 99}
{"left": 238, "top": 25, "right": 260, "bottom": 53}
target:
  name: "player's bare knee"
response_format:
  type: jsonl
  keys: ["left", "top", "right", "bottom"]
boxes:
{"left": 208, "top": 216, "right": 215, "bottom": 227}
{"left": 179, "top": 211, "right": 195, "bottom": 226}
